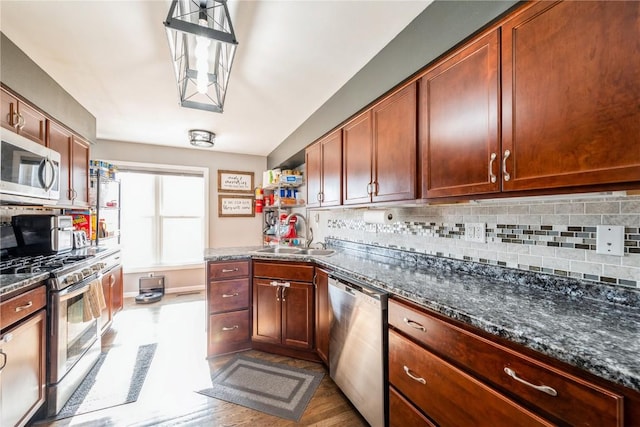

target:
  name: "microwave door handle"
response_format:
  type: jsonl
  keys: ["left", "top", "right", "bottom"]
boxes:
{"left": 44, "top": 158, "right": 57, "bottom": 191}
{"left": 38, "top": 158, "right": 48, "bottom": 189}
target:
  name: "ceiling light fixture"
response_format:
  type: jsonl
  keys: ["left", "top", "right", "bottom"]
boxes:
{"left": 189, "top": 129, "right": 216, "bottom": 147}
{"left": 164, "top": 0, "right": 238, "bottom": 113}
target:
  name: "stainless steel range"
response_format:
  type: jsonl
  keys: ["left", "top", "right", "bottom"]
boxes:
{"left": 0, "top": 248, "right": 121, "bottom": 416}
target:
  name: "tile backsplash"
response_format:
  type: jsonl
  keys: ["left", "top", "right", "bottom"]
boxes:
{"left": 312, "top": 193, "right": 640, "bottom": 289}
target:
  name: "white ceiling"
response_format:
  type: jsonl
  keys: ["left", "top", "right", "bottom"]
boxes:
{"left": 0, "top": 0, "right": 431, "bottom": 156}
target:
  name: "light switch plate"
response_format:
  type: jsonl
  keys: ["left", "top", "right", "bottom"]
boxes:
{"left": 596, "top": 225, "right": 625, "bottom": 256}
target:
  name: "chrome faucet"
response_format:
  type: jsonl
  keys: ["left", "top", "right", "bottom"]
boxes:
{"left": 284, "top": 212, "right": 311, "bottom": 247}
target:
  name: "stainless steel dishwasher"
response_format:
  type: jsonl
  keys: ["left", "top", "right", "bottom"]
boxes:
{"left": 329, "top": 276, "right": 388, "bottom": 427}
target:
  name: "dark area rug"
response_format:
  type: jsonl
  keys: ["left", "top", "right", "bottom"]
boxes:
{"left": 197, "top": 355, "right": 324, "bottom": 421}
{"left": 53, "top": 343, "right": 157, "bottom": 420}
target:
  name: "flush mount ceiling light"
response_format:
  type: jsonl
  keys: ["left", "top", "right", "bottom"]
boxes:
{"left": 164, "top": 0, "right": 238, "bottom": 113}
{"left": 189, "top": 129, "right": 216, "bottom": 147}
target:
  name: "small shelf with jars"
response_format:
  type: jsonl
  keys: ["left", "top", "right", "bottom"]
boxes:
{"left": 89, "top": 161, "right": 121, "bottom": 247}
{"left": 259, "top": 170, "right": 306, "bottom": 247}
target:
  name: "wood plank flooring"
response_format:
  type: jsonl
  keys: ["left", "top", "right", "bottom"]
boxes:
{"left": 33, "top": 292, "right": 368, "bottom": 427}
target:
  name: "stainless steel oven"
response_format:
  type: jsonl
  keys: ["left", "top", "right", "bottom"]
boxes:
{"left": 46, "top": 270, "right": 102, "bottom": 417}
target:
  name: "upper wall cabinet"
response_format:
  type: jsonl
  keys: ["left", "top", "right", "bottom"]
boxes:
{"left": 500, "top": 1, "right": 640, "bottom": 192}
{"left": 1, "top": 87, "right": 46, "bottom": 146}
{"left": 343, "top": 83, "right": 417, "bottom": 205}
{"left": 420, "top": 30, "right": 500, "bottom": 198}
{"left": 47, "top": 121, "right": 90, "bottom": 207}
{"left": 306, "top": 129, "right": 342, "bottom": 208}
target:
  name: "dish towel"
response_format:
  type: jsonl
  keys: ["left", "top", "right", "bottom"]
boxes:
{"left": 83, "top": 278, "right": 107, "bottom": 321}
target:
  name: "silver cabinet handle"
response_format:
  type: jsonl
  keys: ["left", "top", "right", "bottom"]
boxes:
{"left": 504, "top": 367, "right": 557, "bottom": 396}
{"left": 403, "top": 317, "right": 426, "bottom": 332}
{"left": 221, "top": 292, "right": 239, "bottom": 298}
{"left": 403, "top": 366, "right": 426, "bottom": 385}
{"left": 317, "top": 192, "right": 321, "bottom": 202}
{"left": 18, "top": 113, "right": 25, "bottom": 130}
{"left": 489, "top": 152, "right": 497, "bottom": 183}
{"left": 502, "top": 150, "right": 511, "bottom": 182}
{"left": 9, "top": 112, "right": 20, "bottom": 128}
{"left": 15, "top": 301, "right": 33, "bottom": 312}
{"left": 319, "top": 192, "right": 324, "bottom": 202}
{"left": 366, "top": 183, "right": 373, "bottom": 195}
{"left": 0, "top": 350, "right": 6, "bottom": 372}
{"left": 373, "top": 181, "right": 379, "bottom": 196}
{"left": 221, "top": 325, "right": 239, "bottom": 331}
{"left": 221, "top": 268, "right": 239, "bottom": 273}
{"left": 270, "top": 281, "right": 280, "bottom": 287}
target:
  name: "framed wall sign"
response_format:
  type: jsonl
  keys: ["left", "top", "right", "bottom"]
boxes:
{"left": 218, "top": 170, "right": 254, "bottom": 194}
{"left": 218, "top": 195, "right": 255, "bottom": 217}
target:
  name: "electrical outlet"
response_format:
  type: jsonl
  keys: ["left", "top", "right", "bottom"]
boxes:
{"left": 596, "top": 225, "right": 625, "bottom": 256}
{"left": 465, "top": 223, "right": 486, "bottom": 243}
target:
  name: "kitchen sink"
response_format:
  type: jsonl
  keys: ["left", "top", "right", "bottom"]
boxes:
{"left": 297, "top": 248, "right": 336, "bottom": 256}
{"left": 253, "top": 247, "right": 336, "bottom": 256}
{"left": 254, "top": 247, "right": 303, "bottom": 254}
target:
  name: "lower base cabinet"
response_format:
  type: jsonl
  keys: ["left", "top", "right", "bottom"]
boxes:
{"left": 0, "top": 309, "right": 46, "bottom": 427}
{"left": 207, "top": 260, "right": 252, "bottom": 357}
{"left": 389, "top": 385, "right": 436, "bottom": 427}
{"left": 100, "top": 265, "right": 123, "bottom": 336}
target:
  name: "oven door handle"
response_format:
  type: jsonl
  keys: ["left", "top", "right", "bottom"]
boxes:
{"left": 57, "top": 274, "right": 101, "bottom": 301}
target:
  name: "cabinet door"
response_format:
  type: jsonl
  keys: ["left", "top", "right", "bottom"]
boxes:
{"left": 320, "top": 129, "right": 343, "bottom": 207}
{"left": 1, "top": 88, "right": 18, "bottom": 131}
{"left": 420, "top": 30, "right": 500, "bottom": 198}
{"left": 71, "top": 135, "right": 90, "bottom": 206}
{"left": 501, "top": 1, "right": 640, "bottom": 191}
{"left": 47, "top": 121, "right": 72, "bottom": 205}
{"left": 314, "top": 269, "right": 330, "bottom": 364}
{"left": 110, "top": 265, "right": 124, "bottom": 316}
{"left": 281, "top": 281, "right": 314, "bottom": 349}
{"left": 372, "top": 82, "right": 417, "bottom": 203}
{"left": 17, "top": 101, "right": 46, "bottom": 146}
{"left": 0, "top": 310, "right": 46, "bottom": 427}
{"left": 305, "top": 141, "right": 322, "bottom": 208}
{"left": 252, "top": 278, "right": 282, "bottom": 345}
{"left": 343, "top": 110, "right": 373, "bottom": 205}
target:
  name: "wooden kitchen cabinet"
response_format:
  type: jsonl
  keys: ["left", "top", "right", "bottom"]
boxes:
{"left": 47, "top": 120, "right": 90, "bottom": 207}
{"left": 0, "top": 286, "right": 46, "bottom": 427}
{"left": 388, "top": 297, "right": 627, "bottom": 426}
{"left": 314, "top": 268, "right": 330, "bottom": 365}
{"left": 207, "top": 260, "right": 252, "bottom": 357}
{"left": 419, "top": 29, "right": 500, "bottom": 198}
{"left": 1, "top": 87, "right": 46, "bottom": 145}
{"left": 100, "top": 265, "right": 123, "bottom": 336}
{"left": 305, "top": 128, "right": 342, "bottom": 208}
{"left": 343, "top": 83, "right": 417, "bottom": 205}
{"left": 500, "top": 1, "right": 640, "bottom": 192}
{"left": 252, "top": 260, "right": 317, "bottom": 360}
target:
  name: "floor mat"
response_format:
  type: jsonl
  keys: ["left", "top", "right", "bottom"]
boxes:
{"left": 197, "top": 355, "right": 324, "bottom": 421}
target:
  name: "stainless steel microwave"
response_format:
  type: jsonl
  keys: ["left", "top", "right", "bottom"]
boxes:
{"left": 0, "top": 129, "right": 61, "bottom": 204}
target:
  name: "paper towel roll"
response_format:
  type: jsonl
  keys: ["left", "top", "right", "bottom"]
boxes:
{"left": 363, "top": 210, "right": 394, "bottom": 224}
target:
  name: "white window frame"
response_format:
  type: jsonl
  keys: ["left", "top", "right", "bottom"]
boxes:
{"left": 108, "top": 160, "right": 209, "bottom": 273}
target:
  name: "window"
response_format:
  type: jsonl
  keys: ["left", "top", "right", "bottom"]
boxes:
{"left": 119, "top": 167, "right": 207, "bottom": 271}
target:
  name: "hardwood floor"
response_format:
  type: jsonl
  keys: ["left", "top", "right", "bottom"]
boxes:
{"left": 34, "top": 292, "right": 368, "bottom": 427}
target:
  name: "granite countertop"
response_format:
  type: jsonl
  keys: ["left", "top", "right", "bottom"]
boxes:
{"left": 204, "top": 245, "right": 640, "bottom": 393}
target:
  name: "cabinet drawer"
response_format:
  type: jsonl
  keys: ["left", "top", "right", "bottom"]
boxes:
{"left": 208, "top": 260, "right": 249, "bottom": 280}
{"left": 208, "top": 310, "right": 250, "bottom": 346}
{"left": 389, "top": 330, "right": 554, "bottom": 427}
{"left": 0, "top": 286, "right": 46, "bottom": 330}
{"left": 389, "top": 299, "right": 624, "bottom": 426}
{"left": 208, "top": 278, "right": 250, "bottom": 314}
{"left": 253, "top": 261, "right": 314, "bottom": 282}
{"left": 389, "top": 385, "right": 436, "bottom": 427}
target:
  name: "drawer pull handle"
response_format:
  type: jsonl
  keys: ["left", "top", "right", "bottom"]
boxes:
{"left": 403, "top": 366, "right": 426, "bottom": 385}
{"left": 504, "top": 367, "right": 557, "bottom": 397}
{"left": 221, "top": 292, "right": 239, "bottom": 298}
{"left": 403, "top": 317, "right": 426, "bottom": 332}
{"left": 221, "top": 268, "right": 239, "bottom": 273}
{"left": 221, "top": 325, "right": 239, "bottom": 331}
{"left": 15, "top": 301, "right": 33, "bottom": 312}
{"left": 0, "top": 350, "right": 6, "bottom": 371}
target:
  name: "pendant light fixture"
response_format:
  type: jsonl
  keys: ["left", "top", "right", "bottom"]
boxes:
{"left": 164, "top": 0, "right": 238, "bottom": 113}
{"left": 189, "top": 129, "right": 216, "bottom": 147}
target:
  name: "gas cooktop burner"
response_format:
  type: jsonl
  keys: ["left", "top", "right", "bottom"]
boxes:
{"left": 0, "top": 253, "right": 94, "bottom": 275}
